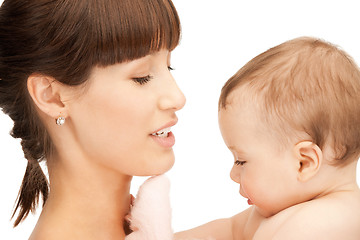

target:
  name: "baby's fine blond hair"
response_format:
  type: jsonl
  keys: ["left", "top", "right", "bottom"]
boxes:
{"left": 219, "top": 37, "right": 360, "bottom": 165}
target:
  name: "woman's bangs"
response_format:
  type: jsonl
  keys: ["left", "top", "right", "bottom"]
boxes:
{"left": 93, "top": 0, "right": 180, "bottom": 66}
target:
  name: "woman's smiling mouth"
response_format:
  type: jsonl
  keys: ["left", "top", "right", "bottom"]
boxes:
{"left": 151, "top": 127, "right": 172, "bottom": 138}
{"left": 150, "top": 120, "right": 177, "bottom": 148}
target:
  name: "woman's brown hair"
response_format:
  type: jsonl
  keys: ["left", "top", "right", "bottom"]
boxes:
{"left": 0, "top": 0, "right": 180, "bottom": 227}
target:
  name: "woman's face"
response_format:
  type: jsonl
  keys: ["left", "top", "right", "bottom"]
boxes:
{"left": 65, "top": 50, "right": 185, "bottom": 176}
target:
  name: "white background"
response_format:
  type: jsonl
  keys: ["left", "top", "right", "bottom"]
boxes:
{"left": 1, "top": 0, "right": 360, "bottom": 238}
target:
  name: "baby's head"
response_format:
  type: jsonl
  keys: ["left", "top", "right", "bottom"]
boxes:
{"left": 220, "top": 36, "right": 360, "bottom": 165}
{"left": 218, "top": 37, "right": 360, "bottom": 216}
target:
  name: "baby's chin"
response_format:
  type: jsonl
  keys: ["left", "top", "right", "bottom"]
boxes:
{"left": 254, "top": 205, "right": 283, "bottom": 218}
{"left": 254, "top": 202, "right": 299, "bottom": 219}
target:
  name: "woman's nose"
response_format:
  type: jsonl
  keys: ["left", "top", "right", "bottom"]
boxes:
{"left": 158, "top": 73, "right": 186, "bottom": 111}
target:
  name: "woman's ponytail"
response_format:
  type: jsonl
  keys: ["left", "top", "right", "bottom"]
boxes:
{"left": 1, "top": 0, "right": 53, "bottom": 226}
{"left": 12, "top": 161, "right": 49, "bottom": 227}
{"left": 7, "top": 103, "right": 52, "bottom": 227}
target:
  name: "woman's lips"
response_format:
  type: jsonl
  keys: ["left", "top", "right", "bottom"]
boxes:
{"left": 151, "top": 127, "right": 172, "bottom": 137}
{"left": 150, "top": 131, "right": 175, "bottom": 148}
{"left": 152, "top": 119, "right": 178, "bottom": 135}
{"left": 150, "top": 119, "right": 177, "bottom": 148}
{"left": 247, "top": 199, "right": 253, "bottom": 205}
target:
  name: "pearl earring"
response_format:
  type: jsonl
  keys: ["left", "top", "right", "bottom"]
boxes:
{"left": 56, "top": 116, "right": 65, "bottom": 126}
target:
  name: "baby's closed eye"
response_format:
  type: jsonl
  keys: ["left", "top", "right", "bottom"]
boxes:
{"left": 234, "top": 160, "right": 246, "bottom": 166}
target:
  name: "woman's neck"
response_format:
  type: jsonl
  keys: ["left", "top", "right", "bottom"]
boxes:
{"left": 30, "top": 155, "right": 132, "bottom": 240}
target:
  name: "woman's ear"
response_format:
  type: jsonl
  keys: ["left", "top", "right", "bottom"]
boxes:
{"left": 27, "top": 74, "right": 67, "bottom": 119}
{"left": 293, "top": 141, "right": 323, "bottom": 182}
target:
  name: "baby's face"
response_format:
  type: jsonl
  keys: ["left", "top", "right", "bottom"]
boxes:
{"left": 218, "top": 100, "right": 304, "bottom": 217}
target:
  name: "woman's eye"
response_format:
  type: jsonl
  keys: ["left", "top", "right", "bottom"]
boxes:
{"left": 168, "top": 66, "right": 174, "bottom": 71}
{"left": 132, "top": 75, "right": 153, "bottom": 85}
{"left": 234, "top": 160, "right": 246, "bottom": 166}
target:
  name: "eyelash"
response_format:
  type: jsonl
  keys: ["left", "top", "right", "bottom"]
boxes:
{"left": 132, "top": 66, "right": 174, "bottom": 85}
{"left": 132, "top": 75, "right": 153, "bottom": 85}
{"left": 234, "top": 160, "right": 246, "bottom": 166}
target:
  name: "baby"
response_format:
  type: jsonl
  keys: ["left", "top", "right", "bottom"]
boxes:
{"left": 175, "top": 37, "right": 360, "bottom": 240}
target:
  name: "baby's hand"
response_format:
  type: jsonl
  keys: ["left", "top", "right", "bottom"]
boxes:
{"left": 125, "top": 175, "right": 173, "bottom": 240}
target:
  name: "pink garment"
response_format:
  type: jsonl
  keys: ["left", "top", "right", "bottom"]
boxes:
{"left": 125, "top": 175, "right": 173, "bottom": 240}
{"left": 125, "top": 175, "right": 215, "bottom": 240}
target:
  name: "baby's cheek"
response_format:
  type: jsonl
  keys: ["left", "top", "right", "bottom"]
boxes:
{"left": 240, "top": 177, "right": 254, "bottom": 198}
{"left": 242, "top": 180, "right": 265, "bottom": 203}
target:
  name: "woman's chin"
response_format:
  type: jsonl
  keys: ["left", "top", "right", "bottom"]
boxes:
{"left": 138, "top": 156, "right": 175, "bottom": 176}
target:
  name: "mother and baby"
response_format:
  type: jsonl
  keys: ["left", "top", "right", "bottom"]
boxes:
{"left": 0, "top": 0, "right": 359, "bottom": 239}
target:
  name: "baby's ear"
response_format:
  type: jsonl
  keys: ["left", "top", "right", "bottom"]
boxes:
{"left": 293, "top": 141, "right": 323, "bottom": 182}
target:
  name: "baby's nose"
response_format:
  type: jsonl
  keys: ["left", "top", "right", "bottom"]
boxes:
{"left": 230, "top": 166, "right": 241, "bottom": 184}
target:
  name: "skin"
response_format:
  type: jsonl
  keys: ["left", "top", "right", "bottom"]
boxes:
{"left": 175, "top": 89, "right": 360, "bottom": 240}
{"left": 27, "top": 49, "right": 186, "bottom": 240}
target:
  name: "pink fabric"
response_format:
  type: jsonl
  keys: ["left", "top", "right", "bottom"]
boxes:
{"left": 125, "top": 175, "right": 173, "bottom": 240}
{"left": 125, "top": 175, "right": 215, "bottom": 240}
